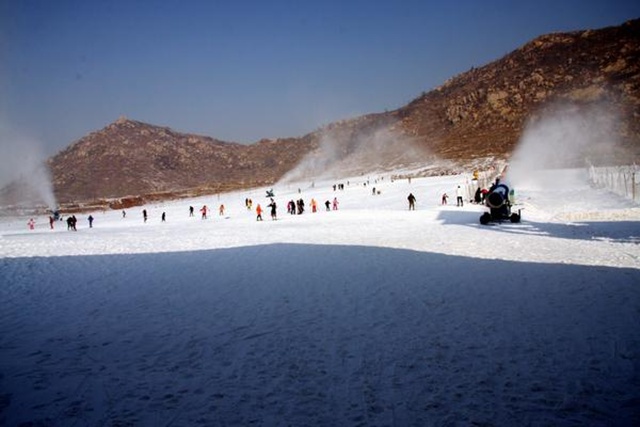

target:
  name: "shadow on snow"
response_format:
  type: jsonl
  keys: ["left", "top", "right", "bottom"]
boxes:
{"left": 436, "top": 209, "right": 640, "bottom": 244}
{"left": 1, "top": 244, "right": 639, "bottom": 426}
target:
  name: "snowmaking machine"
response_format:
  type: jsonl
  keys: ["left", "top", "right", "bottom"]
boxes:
{"left": 479, "top": 181, "right": 521, "bottom": 225}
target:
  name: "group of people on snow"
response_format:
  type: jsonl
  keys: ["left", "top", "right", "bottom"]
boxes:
{"left": 66, "top": 215, "right": 78, "bottom": 231}
{"left": 440, "top": 186, "right": 489, "bottom": 207}
{"left": 28, "top": 177, "right": 500, "bottom": 232}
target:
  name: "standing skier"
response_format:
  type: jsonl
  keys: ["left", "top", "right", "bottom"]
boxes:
{"left": 267, "top": 199, "right": 277, "bottom": 220}
{"left": 88, "top": 215, "right": 94, "bottom": 228}
{"left": 407, "top": 193, "right": 416, "bottom": 210}
{"left": 474, "top": 187, "right": 482, "bottom": 204}
{"left": 456, "top": 185, "right": 464, "bottom": 207}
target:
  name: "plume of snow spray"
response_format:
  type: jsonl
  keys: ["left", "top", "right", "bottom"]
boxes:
{"left": 507, "top": 102, "right": 620, "bottom": 190}
{"left": 279, "top": 124, "right": 431, "bottom": 184}
{"left": 0, "top": 123, "right": 57, "bottom": 210}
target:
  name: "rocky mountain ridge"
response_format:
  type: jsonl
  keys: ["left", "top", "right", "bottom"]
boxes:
{"left": 47, "top": 116, "right": 318, "bottom": 203}
{"left": 4, "top": 19, "right": 640, "bottom": 207}
{"left": 394, "top": 18, "right": 640, "bottom": 160}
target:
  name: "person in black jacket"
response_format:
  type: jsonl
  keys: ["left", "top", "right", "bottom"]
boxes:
{"left": 267, "top": 199, "right": 277, "bottom": 220}
{"left": 407, "top": 193, "right": 416, "bottom": 210}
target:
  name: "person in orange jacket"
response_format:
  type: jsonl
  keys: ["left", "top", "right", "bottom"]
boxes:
{"left": 256, "top": 204, "right": 263, "bottom": 221}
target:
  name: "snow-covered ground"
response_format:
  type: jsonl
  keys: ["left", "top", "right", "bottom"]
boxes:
{"left": 1, "top": 169, "right": 639, "bottom": 426}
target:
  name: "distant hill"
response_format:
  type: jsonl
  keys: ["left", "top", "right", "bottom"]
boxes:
{"left": 46, "top": 116, "right": 317, "bottom": 203}
{"left": 5, "top": 19, "right": 639, "bottom": 207}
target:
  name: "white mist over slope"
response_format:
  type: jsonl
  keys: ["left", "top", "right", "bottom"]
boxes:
{"left": 280, "top": 126, "right": 431, "bottom": 184}
{"left": 508, "top": 103, "right": 620, "bottom": 190}
{"left": 0, "top": 123, "right": 57, "bottom": 209}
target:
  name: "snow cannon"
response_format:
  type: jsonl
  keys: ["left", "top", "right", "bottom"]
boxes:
{"left": 486, "top": 184, "right": 509, "bottom": 209}
{"left": 480, "top": 182, "right": 521, "bottom": 225}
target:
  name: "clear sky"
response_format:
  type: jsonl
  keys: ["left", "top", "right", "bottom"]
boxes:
{"left": 2, "top": 0, "right": 639, "bottom": 156}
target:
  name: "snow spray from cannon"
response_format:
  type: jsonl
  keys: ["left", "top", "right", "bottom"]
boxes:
{"left": 277, "top": 124, "right": 432, "bottom": 184}
{"left": 506, "top": 102, "right": 622, "bottom": 190}
{"left": 0, "top": 124, "right": 58, "bottom": 211}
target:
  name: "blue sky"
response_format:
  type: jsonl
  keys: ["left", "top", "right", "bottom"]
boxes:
{"left": 2, "top": 0, "right": 639, "bottom": 155}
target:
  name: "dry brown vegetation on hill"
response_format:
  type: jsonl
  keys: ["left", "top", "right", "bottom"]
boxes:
{"left": 6, "top": 19, "right": 638, "bottom": 207}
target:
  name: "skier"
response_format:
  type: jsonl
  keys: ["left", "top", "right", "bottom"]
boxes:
{"left": 325, "top": 200, "right": 331, "bottom": 211}
{"left": 49, "top": 216, "right": 55, "bottom": 230}
{"left": 189, "top": 206, "right": 194, "bottom": 217}
{"left": 67, "top": 215, "right": 77, "bottom": 231}
{"left": 88, "top": 215, "right": 94, "bottom": 228}
{"left": 332, "top": 197, "right": 339, "bottom": 210}
{"left": 474, "top": 187, "right": 482, "bottom": 204}
{"left": 122, "top": 210, "right": 126, "bottom": 218}
{"left": 456, "top": 185, "right": 464, "bottom": 207}
{"left": 407, "top": 193, "right": 416, "bottom": 210}
{"left": 267, "top": 198, "right": 277, "bottom": 220}
{"left": 256, "top": 204, "right": 263, "bottom": 221}
{"left": 219, "top": 204, "right": 225, "bottom": 216}
{"left": 28, "top": 218, "right": 35, "bottom": 230}
{"left": 311, "top": 198, "right": 317, "bottom": 213}
{"left": 441, "top": 192, "right": 449, "bottom": 205}
{"left": 143, "top": 209, "right": 148, "bottom": 223}
{"left": 161, "top": 212, "right": 166, "bottom": 222}
{"left": 200, "top": 205, "right": 208, "bottom": 219}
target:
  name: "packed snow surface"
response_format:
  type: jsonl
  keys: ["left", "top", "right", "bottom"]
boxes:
{"left": 1, "top": 169, "right": 639, "bottom": 426}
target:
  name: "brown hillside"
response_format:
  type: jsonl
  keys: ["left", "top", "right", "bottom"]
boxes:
{"left": 48, "top": 117, "right": 317, "bottom": 203}
{"left": 26, "top": 18, "right": 640, "bottom": 205}
{"left": 395, "top": 19, "right": 640, "bottom": 161}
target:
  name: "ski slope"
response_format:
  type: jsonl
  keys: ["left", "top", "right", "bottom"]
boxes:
{"left": 1, "top": 168, "right": 639, "bottom": 425}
